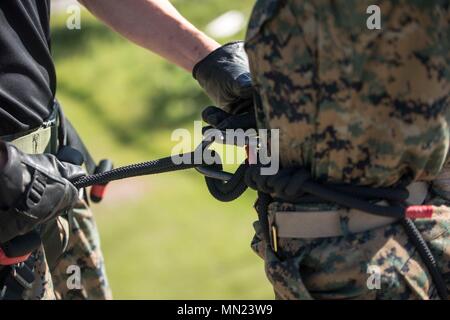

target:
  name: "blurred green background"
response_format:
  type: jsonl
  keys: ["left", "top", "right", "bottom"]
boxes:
{"left": 51, "top": 0, "right": 272, "bottom": 299}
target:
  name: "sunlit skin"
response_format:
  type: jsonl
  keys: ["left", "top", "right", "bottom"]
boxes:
{"left": 78, "top": 0, "right": 221, "bottom": 72}
{"left": 0, "top": 0, "right": 233, "bottom": 208}
{"left": 1, "top": 1, "right": 220, "bottom": 170}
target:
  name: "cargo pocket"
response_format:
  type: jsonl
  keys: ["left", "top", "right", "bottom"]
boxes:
{"left": 51, "top": 198, "right": 112, "bottom": 300}
{"left": 40, "top": 215, "right": 70, "bottom": 270}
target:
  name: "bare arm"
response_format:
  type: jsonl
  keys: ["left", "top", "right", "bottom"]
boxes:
{"left": 78, "top": 0, "right": 220, "bottom": 72}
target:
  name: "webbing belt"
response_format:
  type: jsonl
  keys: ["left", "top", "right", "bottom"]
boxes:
{"left": 270, "top": 181, "right": 428, "bottom": 239}
{"left": 0, "top": 105, "right": 59, "bottom": 154}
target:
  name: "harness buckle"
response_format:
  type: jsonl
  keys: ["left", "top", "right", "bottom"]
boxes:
{"left": 10, "top": 264, "right": 34, "bottom": 290}
{"left": 0, "top": 284, "right": 6, "bottom": 300}
{"left": 0, "top": 257, "right": 35, "bottom": 300}
{"left": 195, "top": 128, "right": 250, "bottom": 182}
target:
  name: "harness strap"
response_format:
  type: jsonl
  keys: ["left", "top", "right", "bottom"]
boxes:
{"left": 268, "top": 182, "right": 428, "bottom": 239}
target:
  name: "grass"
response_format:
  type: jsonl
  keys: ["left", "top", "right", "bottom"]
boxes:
{"left": 51, "top": 1, "right": 273, "bottom": 299}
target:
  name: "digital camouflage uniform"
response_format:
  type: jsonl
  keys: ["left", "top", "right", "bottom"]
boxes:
{"left": 245, "top": 0, "right": 450, "bottom": 299}
{"left": 51, "top": 200, "right": 112, "bottom": 300}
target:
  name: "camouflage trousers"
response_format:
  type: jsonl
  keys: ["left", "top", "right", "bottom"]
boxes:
{"left": 23, "top": 198, "right": 112, "bottom": 300}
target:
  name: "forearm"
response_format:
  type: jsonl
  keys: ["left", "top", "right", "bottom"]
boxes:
{"left": 78, "top": 0, "right": 220, "bottom": 72}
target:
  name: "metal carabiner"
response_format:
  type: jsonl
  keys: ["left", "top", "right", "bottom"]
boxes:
{"left": 194, "top": 127, "right": 254, "bottom": 182}
{"left": 194, "top": 129, "right": 233, "bottom": 181}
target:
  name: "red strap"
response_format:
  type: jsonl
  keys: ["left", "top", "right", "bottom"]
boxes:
{"left": 0, "top": 247, "right": 31, "bottom": 266}
{"left": 406, "top": 205, "right": 434, "bottom": 219}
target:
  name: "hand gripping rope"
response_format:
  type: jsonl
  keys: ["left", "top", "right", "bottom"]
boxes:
{"left": 0, "top": 128, "right": 248, "bottom": 271}
{"left": 70, "top": 108, "right": 254, "bottom": 201}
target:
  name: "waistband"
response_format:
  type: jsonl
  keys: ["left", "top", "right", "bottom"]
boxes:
{"left": 0, "top": 102, "right": 60, "bottom": 155}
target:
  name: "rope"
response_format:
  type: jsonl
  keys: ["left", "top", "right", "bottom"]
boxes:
{"left": 63, "top": 106, "right": 450, "bottom": 300}
{"left": 401, "top": 217, "right": 448, "bottom": 299}
{"left": 244, "top": 165, "right": 407, "bottom": 218}
{"left": 72, "top": 153, "right": 198, "bottom": 189}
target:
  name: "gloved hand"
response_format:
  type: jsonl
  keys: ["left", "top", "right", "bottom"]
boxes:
{"left": 0, "top": 141, "right": 84, "bottom": 243}
{"left": 193, "top": 41, "right": 254, "bottom": 114}
{"left": 202, "top": 106, "right": 256, "bottom": 131}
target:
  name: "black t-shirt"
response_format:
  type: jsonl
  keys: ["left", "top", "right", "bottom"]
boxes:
{"left": 0, "top": 0, "right": 55, "bottom": 136}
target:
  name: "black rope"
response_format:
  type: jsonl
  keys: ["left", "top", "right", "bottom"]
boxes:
{"left": 4, "top": 106, "right": 444, "bottom": 299}
{"left": 72, "top": 152, "right": 198, "bottom": 189}
{"left": 401, "top": 217, "right": 448, "bottom": 299}
{"left": 65, "top": 137, "right": 447, "bottom": 300}
{"left": 203, "top": 162, "right": 248, "bottom": 202}
{"left": 244, "top": 165, "right": 407, "bottom": 218}
{"left": 242, "top": 164, "right": 448, "bottom": 300}
{"left": 65, "top": 106, "right": 448, "bottom": 300}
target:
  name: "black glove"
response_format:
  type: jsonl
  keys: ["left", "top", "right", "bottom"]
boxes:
{"left": 202, "top": 106, "right": 256, "bottom": 131}
{"left": 193, "top": 41, "right": 254, "bottom": 114}
{"left": 0, "top": 141, "right": 84, "bottom": 243}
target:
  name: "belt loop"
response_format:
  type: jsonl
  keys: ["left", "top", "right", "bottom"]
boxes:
{"left": 339, "top": 212, "right": 351, "bottom": 238}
